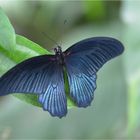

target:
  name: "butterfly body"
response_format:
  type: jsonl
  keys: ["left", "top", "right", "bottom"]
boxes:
{"left": 0, "top": 37, "right": 124, "bottom": 118}
{"left": 53, "top": 46, "right": 65, "bottom": 66}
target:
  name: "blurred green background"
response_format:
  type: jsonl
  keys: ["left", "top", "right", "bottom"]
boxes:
{"left": 0, "top": 0, "right": 139, "bottom": 139}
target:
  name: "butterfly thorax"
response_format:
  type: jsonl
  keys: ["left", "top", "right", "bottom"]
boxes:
{"left": 54, "top": 46, "right": 65, "bottom": 65}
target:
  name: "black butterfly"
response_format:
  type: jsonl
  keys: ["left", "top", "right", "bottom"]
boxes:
{"left": 0, "top": 37, "right": 124, "bottom": 118}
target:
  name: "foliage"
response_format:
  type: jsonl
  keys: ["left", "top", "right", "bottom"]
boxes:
{"left": 0, "top": 8, "right": 75, "bottom": 108}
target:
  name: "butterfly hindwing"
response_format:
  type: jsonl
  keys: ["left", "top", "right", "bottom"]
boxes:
{"left": 0, "top": 55, "right": 67, "bottom": 117}
{"left": 38, "top": 63, "right": 67, "bottom": 118}
{"left": 64, "top": 37, "right": 124, "bottom": 107}
{"left": 65, "top": 56, "right": 97, "bottom": 107}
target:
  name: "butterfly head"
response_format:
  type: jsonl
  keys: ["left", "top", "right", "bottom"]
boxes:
{"left": 54, "top": 46, "right": 62, "bottom": 55}
{"left": 53, "top": 46, "right": 65, "bottom": 65}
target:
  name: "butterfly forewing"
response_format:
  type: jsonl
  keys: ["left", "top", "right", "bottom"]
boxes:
{"left": 0, "top": 55, "right": 51, "bottom": 94}
{"left": 64, "top": 37, "right": 124, "bottom": 107}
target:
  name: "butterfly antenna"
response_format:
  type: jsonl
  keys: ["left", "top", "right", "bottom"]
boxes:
{"left": 42, "top": 31, "right": 60, "bottom": 47}
{"left": 60, "top": 19, "right": 67, "bottom": 47}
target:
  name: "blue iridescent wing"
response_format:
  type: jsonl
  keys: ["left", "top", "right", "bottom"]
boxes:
{"left": 0, "top": 55, "right": 52, "bottom": 95}
{"left": 38, "top": 62, "right": 67, "bottom": 118}
{"left": 64, "top": 37, "right": 124, "bottom": 107}
{"left": 0, "top": 55, "right": 67, "bottom": 118}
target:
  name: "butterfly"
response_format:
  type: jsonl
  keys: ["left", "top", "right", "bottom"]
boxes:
{"left": 0, "top": 37, "right": 124, "bottom": 118}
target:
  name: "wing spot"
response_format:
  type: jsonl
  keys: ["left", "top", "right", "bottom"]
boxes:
{"left": 52, "top": 84, "right": 57, "bottom": 88}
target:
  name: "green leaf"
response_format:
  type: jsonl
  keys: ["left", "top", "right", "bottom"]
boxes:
{"left": 0, "top": 6, "right": 75, "bottom": 108}
{"left": 0, "top": 34, "right": 50, "bottom": 107}
{"left": 0, "top": 34, "right": 75, "bottom": 108}
{"left": 0, "top": 8, "right": 16, "bottom": 50}
{"left": 13, "top": 35, "right": 49, "bottom": 107}
{"left": 0, "top": 33, "right": 75, "bottom": 108}
{"left": 15, "top": 35, "right": 76, "bottom": 107}
{"left": 15, "top": 35, "right": 51, "bottom": 62}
